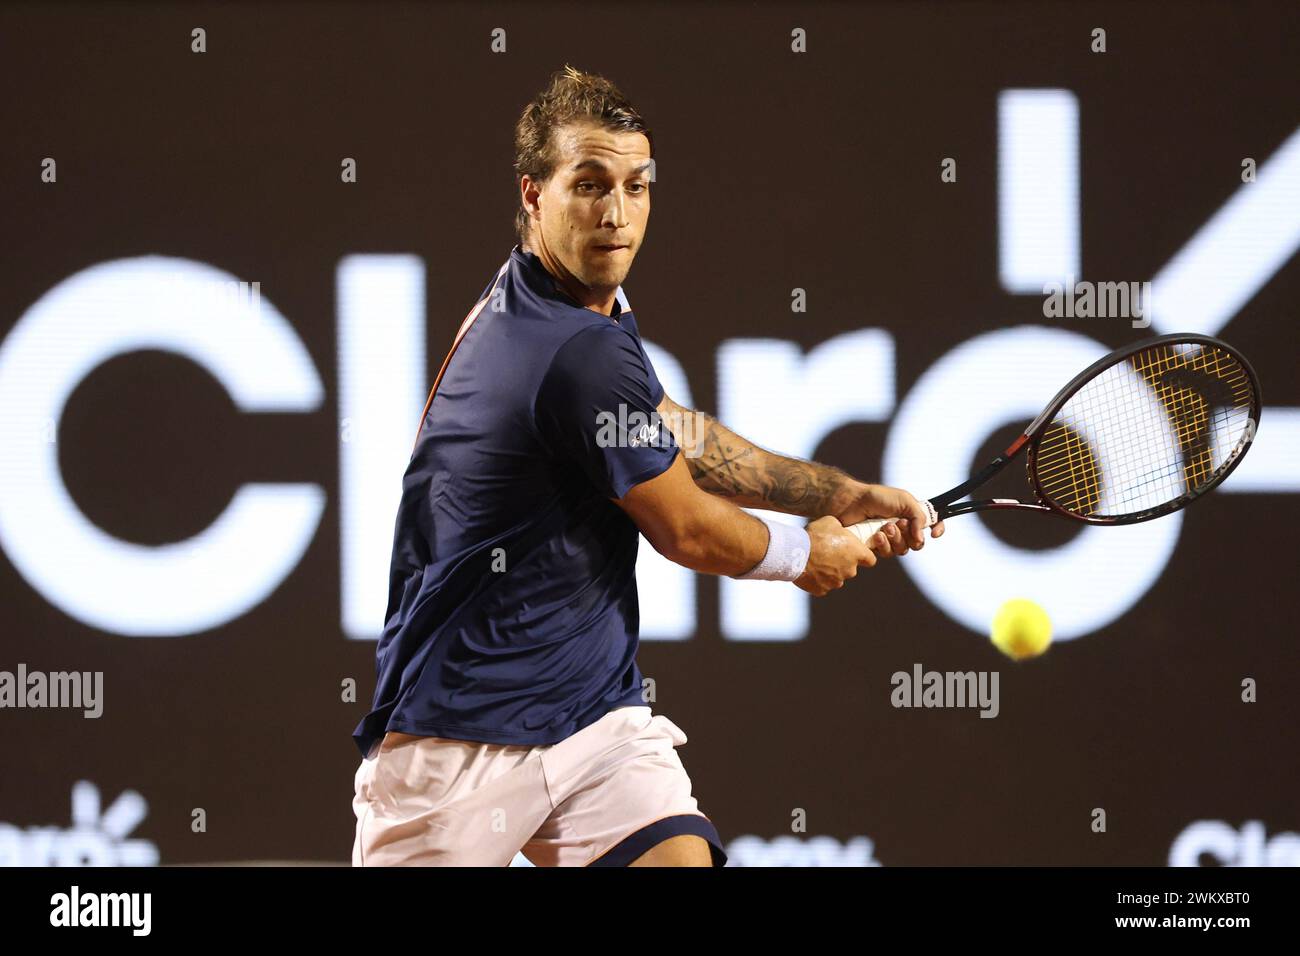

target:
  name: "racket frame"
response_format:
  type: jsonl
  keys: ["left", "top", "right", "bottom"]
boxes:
{"left": 931, "top": 332, "right": 1262, "bottom": 526}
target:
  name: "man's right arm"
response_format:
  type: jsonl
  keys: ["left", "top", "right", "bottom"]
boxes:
{"left": 614, "top": 452, "right": 888, "bottom": 597}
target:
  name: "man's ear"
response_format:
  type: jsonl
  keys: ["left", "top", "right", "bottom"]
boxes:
{"left": 520, "top": 175, "right": 545, "bottom": 220}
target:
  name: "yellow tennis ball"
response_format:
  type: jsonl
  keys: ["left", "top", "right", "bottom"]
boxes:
{"left": 990, "top": 598, "right": 1053, "bottom": 660}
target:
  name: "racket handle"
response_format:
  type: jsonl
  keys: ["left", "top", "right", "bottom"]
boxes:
{"left": 846, "top": 518, "right": 893, "bottom": 543}
{"left": 845, "top": 500, "right": 939, "bottom": 544}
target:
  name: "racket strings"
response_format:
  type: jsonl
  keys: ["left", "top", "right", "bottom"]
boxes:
{"left": 1033, "top": 342, "right": 1255, "bottom": 519}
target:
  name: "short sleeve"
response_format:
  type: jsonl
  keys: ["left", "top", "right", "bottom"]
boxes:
{"left": 535, "top": 323, "right": 680, "bottom": 499}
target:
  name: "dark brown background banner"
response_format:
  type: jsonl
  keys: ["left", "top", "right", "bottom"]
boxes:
{"left": 0, "top": 1, "right": 1296, "bottom": 866}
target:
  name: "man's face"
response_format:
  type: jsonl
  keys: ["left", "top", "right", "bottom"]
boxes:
{"left": 523, "top": 121, "right": 652, "bottom": 296}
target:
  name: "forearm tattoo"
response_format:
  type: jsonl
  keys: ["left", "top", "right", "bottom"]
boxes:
{"left": 679, "top": 410, "right": 850, "bottom": 516}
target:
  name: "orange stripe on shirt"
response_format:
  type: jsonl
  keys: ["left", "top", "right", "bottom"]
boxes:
{"left": 412, "top": 267, "right": 508, "bottom": 451}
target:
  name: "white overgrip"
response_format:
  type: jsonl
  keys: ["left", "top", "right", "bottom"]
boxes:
{"left": 846, "top": 499, "right": 938, "bottom": 543}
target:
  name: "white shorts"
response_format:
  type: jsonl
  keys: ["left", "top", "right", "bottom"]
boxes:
{"left": 351, "top": 705, "right": 727, "bottom": 866}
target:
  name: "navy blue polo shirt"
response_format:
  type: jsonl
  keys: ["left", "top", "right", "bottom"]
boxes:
{"left": 352, "top": 245, "right": 680, "bottom": 755}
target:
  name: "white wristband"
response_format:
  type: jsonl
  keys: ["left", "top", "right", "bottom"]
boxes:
{"left": 734, "top": 516, "right": 811, "bottom": 582}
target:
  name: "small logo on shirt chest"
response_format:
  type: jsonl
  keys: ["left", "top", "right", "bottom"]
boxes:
{"left": 628, "top": 421, "right": 660, "bottom": 447}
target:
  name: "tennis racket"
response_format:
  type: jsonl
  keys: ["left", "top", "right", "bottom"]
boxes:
{"left": 847, "top": 333, "right": 1261, "bottom": 543}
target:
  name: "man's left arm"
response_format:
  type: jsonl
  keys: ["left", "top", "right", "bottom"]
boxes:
{"left": 656, "top": 393, "right": 943, "bottom": 550}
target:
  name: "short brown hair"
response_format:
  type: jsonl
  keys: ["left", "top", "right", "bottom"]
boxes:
{"left": 513, "top": 65, "right": 654, "bottom": 249}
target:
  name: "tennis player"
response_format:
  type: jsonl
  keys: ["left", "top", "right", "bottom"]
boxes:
{"left": 350, "top": 65, "right": 942, "bottom": 868}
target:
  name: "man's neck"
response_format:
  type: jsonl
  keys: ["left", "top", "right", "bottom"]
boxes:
{"left": 523, "top": 241, "right": 617, "bottom": 317}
